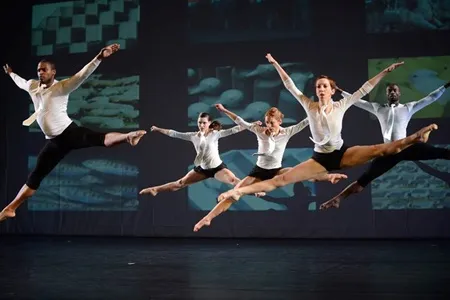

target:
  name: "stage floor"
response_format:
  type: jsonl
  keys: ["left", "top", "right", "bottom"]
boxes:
{"left": 0, "top": 236, "right": 449, "bottom": 299}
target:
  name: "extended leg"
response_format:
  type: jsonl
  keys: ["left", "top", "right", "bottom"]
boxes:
{"left": 140, "top": 170, "right": 207, "bottom": 196}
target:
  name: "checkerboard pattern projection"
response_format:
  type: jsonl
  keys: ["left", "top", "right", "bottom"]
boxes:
{"left": 32, "top": 0, "right": 140, "bottom": 56}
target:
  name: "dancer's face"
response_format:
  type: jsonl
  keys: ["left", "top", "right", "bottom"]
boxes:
{"left": 37, "top": 62, "right": 56, "bottom": 85}
{"left": 315, "top": 78, "right": 335, "bottom": 101}
{"left": 265, "top": 116, "right": 281, "bottom": 133}
{"left": 197, "top": 117, "right": 210, "bottom": 132}
{"left": 386, "top": 85, "right": 401, "bottom": 104}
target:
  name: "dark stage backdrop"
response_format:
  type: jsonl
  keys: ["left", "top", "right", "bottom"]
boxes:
{"left": 0, "top": 0, "right": 449, "bottom": 238}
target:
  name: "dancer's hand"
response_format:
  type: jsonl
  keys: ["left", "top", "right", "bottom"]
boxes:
{"left": 3, "top": 64, "right": 11, "bottom": 74}
{"left": 335, "top": 85, "right": 343, "bottom": 93}
{"left": 97, "top": 43, "right": 120, "bottom": 60}
{"left": 150, "top": 126, "right": 159, "bottom": 132}
{"left": 328, "top": 173, "right": 348, "bottom": 184}
{"left": 384, "top": 61, "right": 404, "bottom": 72}
{"left": 266, "top": 53, "right": 276, "bottom": 64}
{"left": 215, "top": 103, "right": 225, "bottom": 112}
{"left": 252, "top": 120, "right": 262, "bottom": 126}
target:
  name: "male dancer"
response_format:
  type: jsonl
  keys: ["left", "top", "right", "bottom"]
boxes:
{"left": 320, "top": 80, "right": 450, "bottom": 210}
{"left": 0, "top": 44, "right": 146, "bottom": 221}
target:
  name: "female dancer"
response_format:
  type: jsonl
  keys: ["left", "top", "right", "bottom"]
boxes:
{"left": 193, "top": 53, "right": 438, "bottom": 231}
{"left": 139, "top": 112, "right": 248, "bottom": 196}
{"left": 193, "top": 104, "right": 348, "bottom": 231}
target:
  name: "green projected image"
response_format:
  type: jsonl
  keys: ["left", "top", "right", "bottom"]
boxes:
{"left": 29, "top": 74, "right": 139, "bottom": 133}
{"left": 371, "top": 144, "right": 450, "bottom": 210}
{"left": 188, "top": 0, "right": 311, "bottom": 43}
{"left": 187, "top": 63, "right": 315, "bottom": 127}
{"left": 366, "top": 0, "right": 450, "bottom": 33}
{"left": 187, "top": 149, "right": 318, "bottom": 211}
{"left": 28, "top": 154, "right": 139, "bottom": 211}
{"left": 32, "top": 0, "right": 139, "bottom": 56}
{"left": 368, "top": 55, "right": 450, "bottom": 118}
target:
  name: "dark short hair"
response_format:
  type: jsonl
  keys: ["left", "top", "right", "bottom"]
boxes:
{"left": 38, "top": 59, "right": 56, "bottom": 70}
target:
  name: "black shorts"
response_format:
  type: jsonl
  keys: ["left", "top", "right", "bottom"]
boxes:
{"left": 248, "top": 165, "right": 282, "bottom": 181}
{"left": 194, "top": 162, "right": 227, "bottom": 178}
{"left": 311, "top": 144, "right": 349, "bottom": 171}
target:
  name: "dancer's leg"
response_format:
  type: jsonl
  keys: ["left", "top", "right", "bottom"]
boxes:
{"left": 0, "top": 141, "right": 69, "bottom": 222}
{"left": 140, "top": 170, "right": 207, "bottom": 196}
{"left": 193, "top": 176, "right": 261, "bottom": 231}
{"left": 104, "top": 130, "right": 147, "bottom": 147}
{"left": 217, "top": 159, "right": 327, "bottom": 202}
{"left": 339, "top": 124, "right": 437, "bottom": 168}
{"left": 214, "top": 168, "right": 240, "bottom": 186}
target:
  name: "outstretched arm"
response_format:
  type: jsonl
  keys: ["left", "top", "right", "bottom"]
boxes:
{"left": 286, "top": 118, "right": 309, "bottom": 137}
{"left": 266, "top": 53, "right": 312, "bottom": 108}
{"left": 409, "top": 81, "right": 450, "bottom": 114}
{"left": 340, "top": 88, "right": 378, "bottom": 114}
{"left": 3, "top": 64, "right": 32, "bottom": 92}
{"left": 342, "top": 62, "right": 405, "bottom": 110}
{"left": 151, "top": 125, "right": 195, "bottom": 141}
{"left": 59, "top": 43, "right": 120, "bottom": 94}
{"left": 215, "top": 103, "right": 260, "bottom": 133}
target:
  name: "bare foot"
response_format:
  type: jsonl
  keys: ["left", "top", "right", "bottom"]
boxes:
{"left": 0, "top": 209, "right": 16, "bottom": 222}
{"left": 127, "top": 130, "right": 147, "bottom": 146}
{"left": 139, "top": 187, "right": 158, "bottom": 196}
{"left": 217, "top": 189, "right": 242, "bottom": 202}
{"left": 193, "top": 217, "right": 211, "bottom": 232}
{"left": 415, "top": 124, "right": 438, "bottom": 143}
{"left": 255, "top": 192, "right": 266, "bottom": 197}
{"left": 319, "top": 198, "right": 341, "bottom": 210}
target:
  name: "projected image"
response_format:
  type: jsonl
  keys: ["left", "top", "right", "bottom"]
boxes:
{"left": 32, "top": 0, "right": 140, "bottom": 56}
{"left": 188, "top": 148, "right": 318, "bottom": 211}
{"left": 366, "top": 0, "right": 450, "bottom": 33}
{"left": 371, "top": 145, "right": 450, "bottom": 210}
{"left": 188, "top": 63, "right": 315, "bottom": 127}
{"left": 28, "top": 74, "right": 139, "bottom": 133}
{"left": 367, "top": 55, "right": 450, "bottom": 118}
{"left": 28, "top": 155, "right": 139, "bottom": 211}
{"left": 188, "top": 0, "right": 311, "bottom": 43}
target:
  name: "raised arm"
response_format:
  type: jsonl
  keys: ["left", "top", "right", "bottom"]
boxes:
{"left": 408, "top": 81, "right": 450, "bottom": 114}
{"left": 266, "top": 53, "right": 312, "bottom": 107}
{"left": 341, "top": 89, "right": 378, "bottom": 114}
{"left": 59, "top": 43, "right": 120, "bottom": 94}
{"left": 151, "top": 125, "right": 195, "bottom": 141}
{"left": 341, "top": 61, "right": 405, "bottom": 110}
{"left": 285, "top": 118, "right": 309, "bottom": 137}
{"left": 3, "top": 64, "right": 32, "bottom": 92}
{"left": 215, "top": 103, "right": 260, "bottom": 133}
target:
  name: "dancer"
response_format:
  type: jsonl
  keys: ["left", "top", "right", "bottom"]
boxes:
{"left": 0, "top": 44, "right": 147, "bottom": 222}
{"left": 194, "top": 53, "right": 438, "bottom": 229}
{"left": 139, "top": 112, "right": 252, "bottom": 196}
{"left": 193, "top": 104, "right": 348, "bottom": 232}
{"left": 320, "top": 80, "right": 450, "bottom": 210}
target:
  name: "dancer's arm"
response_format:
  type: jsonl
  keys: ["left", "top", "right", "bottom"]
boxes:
{"left": 266, "top": 53, "right": 312, "bottom": 108}
{"left": 3, "top": 64, "right": 33, "bottom": 92}
{"left": 286, "top": 118, "right": 309, "bottom": 137}
{"left": 215, "top": 103, "right": 261, "bottom": 133}
{"left": 59, "top": 44, "right": 119, "bottom": 94}
{"left": 341, "top": 61, "right": 404, "bottom": 110}
{"left": 408, "top": 81, "right": 450, "bottom": 114}
{"left": 340, "top": 89, "right": 378, "bottom": 114}
{"left": 151, "top": 126, "right": 195, "bottom": 141}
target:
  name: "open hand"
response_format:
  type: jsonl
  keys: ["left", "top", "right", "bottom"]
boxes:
{"left": 3, "top": 64, "right": 11, "bottom": 74}
{"left": 98, "top": 43, "right": 120, "bottom": 59}
{"left": 385, "top": 61, "right": 404, "bottom": 72}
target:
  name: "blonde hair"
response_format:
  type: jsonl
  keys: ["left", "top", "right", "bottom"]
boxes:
{"left": 264, "top": 107, "right": 284, "bottom": 122}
